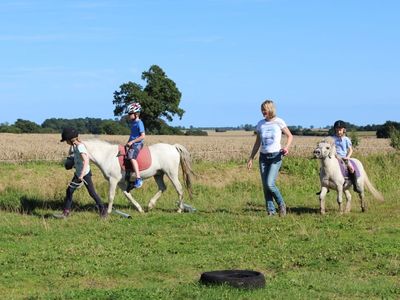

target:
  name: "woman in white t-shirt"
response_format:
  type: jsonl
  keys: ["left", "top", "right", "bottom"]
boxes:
{"left": 247, "top": 100, "right": 293, "bottom": 216}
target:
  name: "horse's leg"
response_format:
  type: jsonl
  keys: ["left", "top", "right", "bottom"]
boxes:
{"left": 123, "top": 191, "right": 144, "bottom": 213}
{"left": 166, "top": 172, "right": 184, "bottom": 213}
{"left": 107, "top": 177, "right": 119, "bottom": 213}
{"left": 148, "top": 174, "right": 166, "bottom": 210}
{"left": 117, "top": 181, "right": 144, "bottom": 213}
{"left": 336, "top": 185, "right": 344, "bottom": 214}
{"left": 344, "top": 189, "right": 352, "bottom": 213}
{"left": 359, "top": 191, "right": 367, "bottom": 212}
{"left": 358, "top": 181, "right": 367, "bottom": 212}
{"left": 319, "top": 187, "right": 328, "bottom": 215}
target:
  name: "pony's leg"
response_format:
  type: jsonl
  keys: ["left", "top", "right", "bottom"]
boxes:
{"left": 319, "top": 187, "right": 329, "bottom": 215}
{"left": 358, "top": 185, "right": 367, "bottom": 212}
{"left": 336, "top": 185, "right": 344, "bottom": 214}
{"left": 344, "top": 189, "right": 352, "bottom": 213}
{"left": 166, "top": 172, "right": 184, "bottom": 213}
{"left": 107, "top": 177, "right": 119, "bottom": 213}
{"left": 148, "top": 174, "right": 166, "bottom": 210}
{"left": 123, "top": 191, "right": 144, "bottom": 213}
{"left": 117, "top": 181, "right": 144, "bottom": 213}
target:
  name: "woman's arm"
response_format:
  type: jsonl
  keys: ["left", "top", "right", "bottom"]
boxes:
{"left": 247, "top": 134, "right": 261, "bottom": 169}
{"left": 281, "top": 126, "right": 293, "bottom": 155}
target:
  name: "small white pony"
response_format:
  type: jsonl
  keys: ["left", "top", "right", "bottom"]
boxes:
{"left": 313, "top": 140, "right": 384, "bottom": 214}
{"left": 83, "top": 139, "right": 194, "bottom": 214}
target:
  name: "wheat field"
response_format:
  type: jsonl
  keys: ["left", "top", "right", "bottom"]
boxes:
{"left": 0, "top": 132, "right": 394, "bottom": 163}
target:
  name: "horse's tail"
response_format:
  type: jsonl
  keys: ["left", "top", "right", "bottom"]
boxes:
{"left": 174, "top": 144, "right": 195, "bottom": 200}
{"left": 363, "top": 170, "right": 384, "bottom": 202}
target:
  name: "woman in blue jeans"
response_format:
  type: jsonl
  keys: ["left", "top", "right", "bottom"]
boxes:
{"left": 247, "top": 100, "right": 293, "bottom": 216}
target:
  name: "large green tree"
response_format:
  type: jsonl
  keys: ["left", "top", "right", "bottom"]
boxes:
{"left": 112, "top": 65, "right": 185, "bottom": 134}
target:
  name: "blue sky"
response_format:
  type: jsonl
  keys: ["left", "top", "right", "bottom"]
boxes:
{"left": 1, "top": 0, "right": 399, "bottom": 128}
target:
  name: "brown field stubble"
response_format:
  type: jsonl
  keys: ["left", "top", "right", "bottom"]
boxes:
{"left": 0, "top": 132, "right": 394, "bottom": 163}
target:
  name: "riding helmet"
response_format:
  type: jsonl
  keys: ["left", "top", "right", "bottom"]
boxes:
{"left": 127, "top": 102, "right": 142, "bottom": 114}
{"left": 60, "top": 127, "right": 79, "bottom": 142}
{"left": 333, "top": 120, "right": 346, "bottom": 129}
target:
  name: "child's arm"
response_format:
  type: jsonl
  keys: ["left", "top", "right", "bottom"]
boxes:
{"left": 345, "top": 146, "right": 353, "bottom": 159}
{"left": 126, "top": 132, "right": 145, "bottom": 147}
{"left": 79, "top": 152, "right": 89, "bottom": 181}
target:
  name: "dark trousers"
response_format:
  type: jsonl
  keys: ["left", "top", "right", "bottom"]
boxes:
{"left": 64, "top": 171, "right": 104, "bottom": 211}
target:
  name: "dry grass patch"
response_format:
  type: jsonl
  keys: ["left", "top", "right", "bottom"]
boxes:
{"left": 0, "top": 132, "right": 395, "bottom": 162}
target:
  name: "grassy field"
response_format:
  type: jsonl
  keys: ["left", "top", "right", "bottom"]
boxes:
{"left": 0, "top": 133, "right": 399, "bottom": 299}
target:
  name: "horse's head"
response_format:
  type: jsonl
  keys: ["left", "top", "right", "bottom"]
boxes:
{"left": 313, "top": 140, "right": 336, "bottom": 159}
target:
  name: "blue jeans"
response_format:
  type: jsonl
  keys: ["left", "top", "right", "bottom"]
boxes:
{"left": 127, "top": 143, "right": 143, "bottom": 160}
{"left": 259, "top": 152, "right": 285, "bottom": 213}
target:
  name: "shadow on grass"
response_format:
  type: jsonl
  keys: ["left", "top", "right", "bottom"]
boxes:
{"left": 245, "top": 200, "right": 320, "bottom": 215}
{"left": 0, "top": 196, "right": 106, "bottom": 219}
{"left": 288, "top": 206, "right": 320, "bottom": 215}
{"left": 1, "top": 195, "right": 320, "bottom": 218}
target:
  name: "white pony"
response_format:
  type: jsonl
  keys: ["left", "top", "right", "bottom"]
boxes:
{"left": 313, "top": 140, "right": 384, "bottom": 214}
{"left": 83, "top": 139, "right": 194, "bottom": 214}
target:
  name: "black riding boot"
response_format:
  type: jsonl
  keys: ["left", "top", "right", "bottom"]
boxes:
{"left": 349, "top": 172, "right": 362, "bottom": 193}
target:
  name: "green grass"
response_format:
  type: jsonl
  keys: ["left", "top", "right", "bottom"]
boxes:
{"left": 0, "top": 155, "right": 399, "bottom": 299}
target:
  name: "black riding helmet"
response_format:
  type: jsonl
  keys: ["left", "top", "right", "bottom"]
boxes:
{"left": 60, "top": 127, "right": 79, "bottom": 142}
{"left": 333, "top": 120, "right": 346, "bottom": 129}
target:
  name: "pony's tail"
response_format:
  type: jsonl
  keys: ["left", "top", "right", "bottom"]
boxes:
{"left": 174, "top": 144, "right": 195, "bottom": 200}
{"left": 363, "top": 171, "right": 384, "bottom": 202}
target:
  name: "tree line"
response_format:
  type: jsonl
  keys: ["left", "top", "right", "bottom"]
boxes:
{"left": 1, "top": 118, "right": 399, "bottom": 139}
{"left": 288, "top": 121, "right": 400, "bottom": 138}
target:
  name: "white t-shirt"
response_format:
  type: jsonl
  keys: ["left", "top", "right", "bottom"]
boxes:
{"left": 256, "top": 117, "right": 287, "bottom": 154}
{"left": 73, "top": 143, "right": 90, "bottom": 177}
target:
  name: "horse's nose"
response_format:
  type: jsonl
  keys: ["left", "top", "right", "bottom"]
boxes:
{"left": 313, "top": 149, "right": 321, "bottom": 156}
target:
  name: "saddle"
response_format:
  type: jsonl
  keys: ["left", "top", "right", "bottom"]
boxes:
{"left": 117, "top": 145, "right": 152, "bottom": 171}
{"left": 337, "top": 158, "right": 363, "bottom": 192}
{"left": 337, "top": 158, "right": 360, "bottom": 179}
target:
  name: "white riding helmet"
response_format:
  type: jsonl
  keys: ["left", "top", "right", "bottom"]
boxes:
{"left": 127, "top": 102, "right": 142, "bottom": 114}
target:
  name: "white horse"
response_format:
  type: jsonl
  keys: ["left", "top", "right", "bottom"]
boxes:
{"left": 83, "top": 139, "right": 194, "bottom": 214}
{"left": 313, "top": 140, "right": 384, "bottom": 214}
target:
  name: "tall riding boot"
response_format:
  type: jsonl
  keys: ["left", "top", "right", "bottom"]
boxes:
{"left": 349, "top": 172, "right": 361, "bottom": 193}
{"left": 125, "top": 171, "right": 131, "bottom": 182}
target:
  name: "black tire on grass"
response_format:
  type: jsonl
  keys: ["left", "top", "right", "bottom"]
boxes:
{"left": 199, "top": 269, "right": 265, "bottom": 289}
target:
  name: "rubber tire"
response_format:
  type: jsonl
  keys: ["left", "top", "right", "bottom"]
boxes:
{"left": 199, "top": 269, "right": 265, "bottom": 289}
